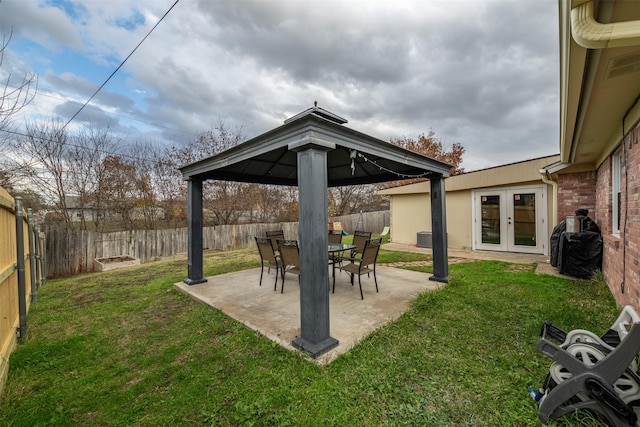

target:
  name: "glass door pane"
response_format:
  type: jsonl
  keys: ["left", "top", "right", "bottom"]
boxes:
{"left": 512, "top": 193, "right": 536, "bottom": 246}
{"left": 481, "top": 195, "right": 501, "bottom": 244}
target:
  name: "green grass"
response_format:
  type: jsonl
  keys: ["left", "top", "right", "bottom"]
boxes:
{"left": 0, "top": 248, "right": 619, "bottom": 426}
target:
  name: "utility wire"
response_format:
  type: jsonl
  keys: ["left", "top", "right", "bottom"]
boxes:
{"left": 27, "top": 88, "right": 197, "bottom": 138}
{"left": 2, "top": 128, "right": 154, "bottom": 163}
{"left": 61, "top": 0, "right": 181, "bottom": 131}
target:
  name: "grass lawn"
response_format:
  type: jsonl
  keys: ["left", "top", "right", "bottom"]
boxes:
{"left": 0, "top": 247, "right": 619, "bottom": 426}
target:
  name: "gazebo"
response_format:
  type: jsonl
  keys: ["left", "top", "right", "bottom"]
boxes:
{"left": 179, "top": 105, "right": 451, "bottom": 358}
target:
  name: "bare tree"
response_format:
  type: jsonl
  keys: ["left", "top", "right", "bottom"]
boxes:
{"left": 19, "top": 120, "right": 123, "bottom": 229}
{"left": 0, "top": 169, "right": 13, "bottom": 192}
{"left": 378, "top": 130, "right": 465, "bottom": 190}
{"left": 126, "top": 141, "right": 162, "bottom": 230}
{"left": 328, "top": 184, "right": 388, "bottom": 217}
{"left": 66, "top": 126, "right": 119, "bottom": 230}
{"left": 163, "top": 119, "right": 250, "bottom": 225}
{"left": 0, "top": 30, "right": 38, "bottom": 189}
{"left": 251, "top": 184, "right": 292, "bottom": 222}
{"left": 21, "top": 119, "right": 72, "bottom": 225}
{"left": 99, "top": 155, "right": 138, "bottom": 229}
{"left": 137, "top": 141, "right": 188, "bottom": 227}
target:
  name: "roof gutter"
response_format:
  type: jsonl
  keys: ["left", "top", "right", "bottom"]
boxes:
{"left": 539, "top": 169, "right": 558, "bottom": 226}
{"left": 571, "top": 0, "right": 640, "bottom": 49}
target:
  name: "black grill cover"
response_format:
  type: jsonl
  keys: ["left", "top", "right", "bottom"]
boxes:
{"left": 558, "top": 231, "right": 603, "bottom": 279}
{"left": 550, "top": 221, "right": 566, "bottom": 267}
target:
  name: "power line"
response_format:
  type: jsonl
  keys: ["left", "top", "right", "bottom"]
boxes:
{"left": 2, "top": 128, "right": 157, "bottom": 163}
{"left": 61, "top": 0, "right": 181, "bottom": 131}
{"left": 29, "top": 88, "right": 197, "bottom": 138}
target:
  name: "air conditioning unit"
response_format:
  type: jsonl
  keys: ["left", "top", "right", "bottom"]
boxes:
{"left": 417, "top": 232, "right": 432, "bottom": 248}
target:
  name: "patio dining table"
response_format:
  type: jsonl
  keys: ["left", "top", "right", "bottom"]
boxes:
{"left": 328, "top": 243, "right": 356, "bottom": 287}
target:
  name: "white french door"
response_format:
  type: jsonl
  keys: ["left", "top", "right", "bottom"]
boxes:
{"left": 473, "top": 186, "right": 546, "bottom": 254}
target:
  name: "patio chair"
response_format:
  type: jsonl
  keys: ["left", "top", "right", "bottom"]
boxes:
{"left": 328, "top": 229, "right": 343, "bottom": 244}
{"left": 255, "top": 237, "right": 282, "bottom": 291}
{"left": 277, "top": 239, "right": 300, "bottom": 294}
{"left": 350, "top": 230, "right": 372, "bottom": 258}
{"left": 336, "top": 238, "right": 382, "bottom": 299}
{"left": 266, "top": 230, "right": 285, "bottom": 250}
{"left": 328, "top": 229, "right": 345, "bottom": 276}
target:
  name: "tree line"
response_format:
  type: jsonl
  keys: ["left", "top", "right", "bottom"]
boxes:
{"left": 6, "top": 123, "right": 464, "bottom": 232}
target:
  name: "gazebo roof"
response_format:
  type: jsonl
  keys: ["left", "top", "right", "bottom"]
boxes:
{"left": 179, "top": 106, "right": 452, "bottom": 186}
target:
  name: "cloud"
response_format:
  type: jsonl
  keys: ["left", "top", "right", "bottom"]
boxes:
{"left": 1, "top": 0, "right": 80, "bottom": 49}
{"left": 5, "top": 0, "right": 560, "bottom": 171}
{"left": 44, "top": 70, "right": 135, "bottom": 110}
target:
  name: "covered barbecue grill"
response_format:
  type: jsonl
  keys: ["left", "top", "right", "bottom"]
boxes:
{"left": 550, "top": 209, "right": 602, "bottom": 279}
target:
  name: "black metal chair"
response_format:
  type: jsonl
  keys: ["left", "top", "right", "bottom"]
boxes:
{"left": 350, "top": 230, "right": 372, "bottom": 258}
{"left": 277, "top": 239, "right": 300, "bottom": 294}
{"left": 255, "top": 237, "right": 282, "bottom": 291}
{"left": 337, "top": 238, "right": 381, "bottom": 299}
{"left": 328, "top": 230, "right": 343, "bottom": 244}
{"left": 266, "top": 230, "right": 285, "bottom": 251}
{"left": 328, "top": 229, "right": 344, "bottom": 269}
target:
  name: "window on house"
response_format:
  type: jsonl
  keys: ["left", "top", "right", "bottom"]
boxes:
{"left": 612, "top": 148, "right": 622, "bottom": 235}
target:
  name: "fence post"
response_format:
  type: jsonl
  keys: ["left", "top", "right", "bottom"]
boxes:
{"left": 14, "top": 197, "right": 27, "bottom": 342}
{"left": 40, "top": 229, "right": 47, "bottom": 287}
{"left": 27, "top": 209, "right": 37, "bottom": 303}
{"left": 35, "top": 224, "right": 42, "bottom": 292}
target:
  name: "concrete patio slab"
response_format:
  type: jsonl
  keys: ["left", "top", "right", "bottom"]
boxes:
{"left": 175, "top": 265, "right": 442, "bottom": 364}
{"left": 174, "top": 243, "right": 576, "bottom": 365}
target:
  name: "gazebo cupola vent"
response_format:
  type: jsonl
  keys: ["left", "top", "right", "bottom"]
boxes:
{"left": 284, "top": 102, "right": 348, "bottom": 125}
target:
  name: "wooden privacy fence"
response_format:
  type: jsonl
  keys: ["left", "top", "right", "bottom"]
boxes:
{"left": 44, "top": 210, "right": 389, "bottom": 278}
{"left": 330, "top": 210, "right": 389, "bottom": 234}
{"left": 0, "top": 187, "right": 47, "bottom": 396}
{"left": 44, "top": 222, "right": 300, "bottom": 277}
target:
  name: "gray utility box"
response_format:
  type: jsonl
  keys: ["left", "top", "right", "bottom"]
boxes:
{"left": 417, "top": 232, "right": 432, "bottom": 248}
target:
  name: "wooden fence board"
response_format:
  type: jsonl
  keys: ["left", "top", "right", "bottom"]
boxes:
{"left": 43, "top": 211, "right": 388, "bottom": 277}
{"left": 330, "top": 211, "right": 389, "bottom": 234}
{"left": 1, "top": 186, "right": 45, "bottom": 396}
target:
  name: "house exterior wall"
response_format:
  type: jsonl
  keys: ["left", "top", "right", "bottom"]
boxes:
{"left": 591, "top": 122, "right": 640, "bottom": 307}
{"left": 382, "top": 156, "right": 559, "bottom": 253}
{"left": 560, "top": 121, "right": 640, "bottom": 307}
{"left": 445, "top": 191, "right": 473, "bottom": 249}
{"left": 389, "top": 194, "right": 431, "bottom": 245}
{"left": 389, "top": 190, "right": 472, "bottom": 249}
{"left": 388, "top": 185, "right": 555, "bottom": 251}
{"left": 557, "top": 171, "right": 597, "bottom": 220}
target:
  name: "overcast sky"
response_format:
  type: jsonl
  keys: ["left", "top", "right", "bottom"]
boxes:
{"left": 1, "top": 0, "right": 560, "bottom": 172}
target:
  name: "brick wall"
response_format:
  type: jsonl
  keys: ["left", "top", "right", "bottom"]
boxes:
{"left": 595, "top": 157, "right": 625, "bottom": 302}
{"left": 557, "top": 171, "right": 597, "bottom": 221}
{"left": 595, "top": 122, "right": 640, "bottom": 307}
{"left": 595, "top": 158, "right": 612, "bottom": 235}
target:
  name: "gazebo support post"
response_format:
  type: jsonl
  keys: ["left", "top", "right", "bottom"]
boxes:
{"left": 429, "top": 174, "right": 449, "bottom": 283}
{"left": 184, "top": 178, "right": 207, "bottom": 285}
{"left": 291, "top": 145, "right": 339, "bottom": 358}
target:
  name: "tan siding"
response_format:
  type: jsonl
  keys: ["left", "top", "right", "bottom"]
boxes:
{"left": 447, "top": 191, "right": 473, "bottom": 249}
{"left": 380, "top": 156, "right": 561, "bottom": 252}
{"left": 389, "top": 194, "right": 430, "bottom": 244}
{"left": 388, "top": 190, "right": 473, "bottom": 249}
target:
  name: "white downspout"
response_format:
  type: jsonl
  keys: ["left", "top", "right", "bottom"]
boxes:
{"left": 571, "top": 0, "right": 640, "bottom": 49}
{"left": 539, "top": 169, "right": 558, "bottom": 226}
